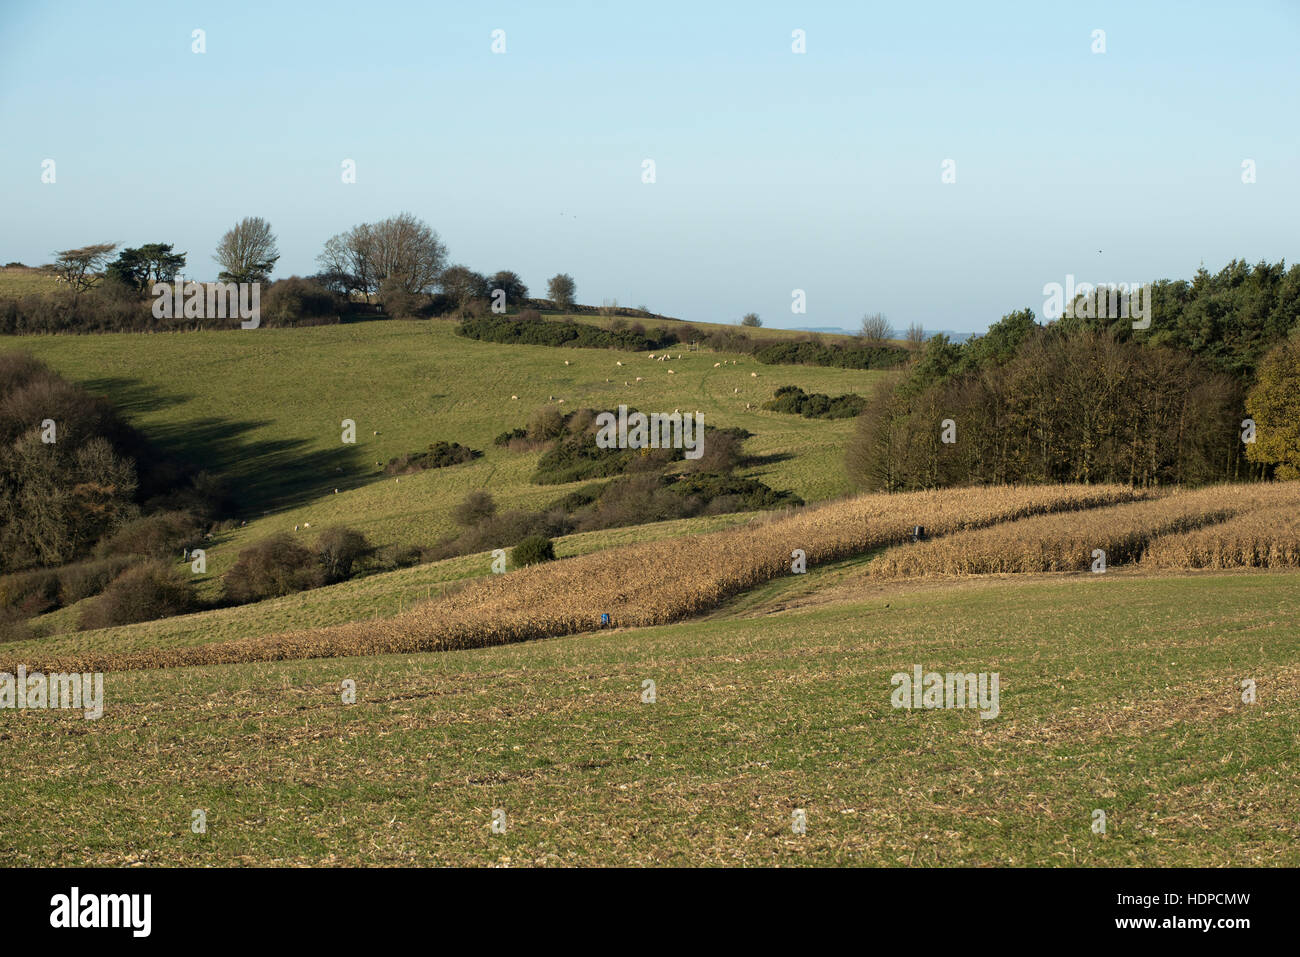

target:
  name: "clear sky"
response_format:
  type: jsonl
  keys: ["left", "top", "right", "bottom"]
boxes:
{"left": 2, "top": 0, "right": 1297, "bottom": 332}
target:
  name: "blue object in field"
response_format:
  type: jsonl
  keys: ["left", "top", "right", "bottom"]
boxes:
{"left": 601, "top": 613, "right": 610, "bottom": 626}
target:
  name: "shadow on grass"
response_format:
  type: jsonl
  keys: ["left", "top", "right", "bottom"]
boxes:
{"left": 83, "top": 376, "right": 371, "bottom": 518}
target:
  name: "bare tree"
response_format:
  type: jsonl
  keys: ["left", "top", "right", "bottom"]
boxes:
{"left": 214, "top": 217, "right": 279, "bottom": 283}
{"left": 317, "top": 225, "right": 376, "bottom": 301}
{"left": 318, "top": 214, "right": 446, "bottom": 301}
{"left": 547, "top": 274, "right": 576, "bottom": 310}
{"left": 905, "top": 322, "right": 925, "bottom": 350}
{"left": 47, "top": 243, "right": 118, "bottom": 299}
{"left": 860, "top": 312, "right": 893, "bottom": 344}
{"left": 369, "top": 213, "right": 446, "bottom": 296}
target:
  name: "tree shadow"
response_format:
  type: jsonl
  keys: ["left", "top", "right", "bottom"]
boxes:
{"left": 746, "top": 451, "right": 796, "bottom": 468}
{"left": 83, "top": 376, "right": 371, "bottom": 519}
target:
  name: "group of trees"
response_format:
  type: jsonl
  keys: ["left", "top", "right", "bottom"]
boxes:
{"left": 12, "top": 212, "right": 589, "bottom": 331}
{"left": 846, "top": 259, "right": 1300, "bottom": 492}
{"left": 848, "top": 327, "right": 1244, "bottom": 490}
{"left": 315, "top": 213, "right": 446, "bottom": 302}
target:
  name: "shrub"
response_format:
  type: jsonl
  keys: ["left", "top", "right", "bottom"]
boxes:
{"left": 378, "top": 277, "right": 425, "bottom": 319}
{"left": 452, "top": 490, "right": 497, "bottom": 527}
{"left": 510, "top": 534, "right": 556, "bottom": 567}
{"left": 456, "top": 314, "right": 677, "bottom": 353}
{"left": 97, "top": 510, "right": 204, "bottom": 559}
{"left": 77, "top": 561, "right": 199, "bottom": 630}
{"left": 494, "top": 427, "right": 528, "bottom": 447}
{"left": 57, "top": 556, "right": 137, "bottom": 605}
{"left": 384, "top": 441, "right": 482, "bottom": 475}
{"left": 0, "top": 567, "right": 61, "bottom": 617}
{"left": 375, "top": 543, "right": 426, "bottom": 570}
{"left": 762, "top": 385, "right": 867, "bottom": 419}
{"left": 261, "top": 277, "right": 343, "bottom": 326}
{"left": 315, "top": 526, "right": 374, "bottom": 583}
{"left": 527, "top": 406, "right": 567, "bottom": 442}
{"left": 223, "top": 535, "right": 325, "bottom": 604}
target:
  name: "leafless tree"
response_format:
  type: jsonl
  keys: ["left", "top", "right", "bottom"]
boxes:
{"left": 214, "top": 217, "right": 279, "bottom": 283}
{"left": 859, "top": 312, "right": 893, "bottom": 344}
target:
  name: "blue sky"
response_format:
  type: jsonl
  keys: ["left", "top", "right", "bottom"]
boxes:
{"left": 2, "top": 0, "right": 1297, "bottom": 332}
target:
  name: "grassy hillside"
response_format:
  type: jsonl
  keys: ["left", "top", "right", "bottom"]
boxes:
{"left": 2, "top": 570, "right": 1294, "bottom": 866}
{"left": 0, "top": 266, "right": 58, "bottom": 297}
{"left": 3, "top": 319, "right": 883, "bottom": 598}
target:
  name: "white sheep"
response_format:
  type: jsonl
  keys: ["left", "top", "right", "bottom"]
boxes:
{"left": 616, "top": 361, "right": 623, "bottom": 366}
{"left": 667, "top": 369, "right": 675, "bottom": 374}
{"left": 751, "top": 372, "right": 758, "bottom": 377}
{"left": 511, "top": 394, "right": 518, "bottom": 399}
{"left": 564, "top": 360, "right": 570, "bottom": 365}
{"left": 713, "top": 362, "right": 721, "bottom": 367}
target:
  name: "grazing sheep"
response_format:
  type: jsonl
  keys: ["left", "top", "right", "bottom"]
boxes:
{"left": 304, "top": 522, "right": 311, "bottom": 528}
{"left": 733, "top": 387, "right": 739, "bottom": 393}
{"left": 511, "top": 394, "right": 518, "bottom": 400}
{"left": 635, "top": 376, "right": 643, "bottom": 382}
{"left": 616, "top": 361, "right": 624, "bottom": 366}
{"left": 648, "top": 354, "right": 656, "bottom": 360}
{"left": 564, "top": 360, "right": 570, "bottom": 365}
{"left": 751, "top": 372, "right": 758, "bottom": 377}
{"left": 714, "top": 362, "right": 721, "bottom": 367}
{"left": 667, "top": 369, "right": 674, "bottom": 374}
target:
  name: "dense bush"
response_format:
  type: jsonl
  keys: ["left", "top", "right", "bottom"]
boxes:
{"left": 763, "top": 385, "right": 867, "bottom": 419}
{"left": 510, "top": 534, "right": 556, "bottom": 567}
{"left": 452, "top": 490, "right": 497, "bottom": 527}
{"left": 77, "top": 561, "right": 199, "bottom": 630}
{"left": 384, "top": 441, "right": 482, "bottom": 475}
{"left": 457, "top": 314, "right": 677, "bottom": 352}
{"left": 55, "top": 556, "right": 138, "bottom": 605}
{"left": 96, "top": 510, "right": 204, "bottom": 560}
{"left": 753, "top": 339, "right": 908, "bottom": 370}
{"left": 222, "top": 535, "right": 325, "bottom": 604}
{"left": 261, "top": 277, "right": 344, "bottom": 326}
{"left": 378, "top": 277, "right": 427, "bottom": 319}
{"left": 315, "top": 526, "right": 375, "bottom": 583}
